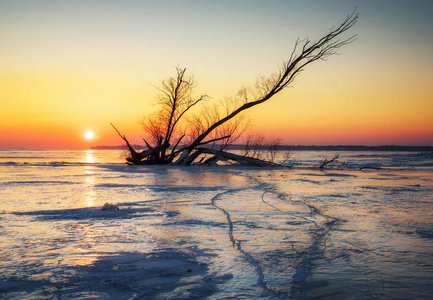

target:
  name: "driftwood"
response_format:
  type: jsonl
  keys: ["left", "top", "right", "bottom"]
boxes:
{"left": 188, "top": 148, "right": 269, "bottom": 167}
{"left": 111, "top": 123, "right": 166, "bottom": 165}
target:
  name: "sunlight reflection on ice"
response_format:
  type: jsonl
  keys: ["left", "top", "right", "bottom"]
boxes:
{"left": 68, "top": 224, "right": 100, "bottom": 267}
{"left": 85, "top": 149, "right": 94, "bottom": 164}
{"left": 84, "top": 150, "right": 96, "bottom": 207}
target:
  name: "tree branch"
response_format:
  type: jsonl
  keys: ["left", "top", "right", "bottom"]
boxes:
{"left": 179, "top": 10, "right": 358, "bottom": 161}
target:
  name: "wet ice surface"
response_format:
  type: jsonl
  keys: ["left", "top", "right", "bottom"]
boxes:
{"left": 1, "top": 150, "right": 433, "bottom": 299}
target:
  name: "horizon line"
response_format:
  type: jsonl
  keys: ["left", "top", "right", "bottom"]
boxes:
{"left": 1, "top": 144, "right": 433, "bottom": 151}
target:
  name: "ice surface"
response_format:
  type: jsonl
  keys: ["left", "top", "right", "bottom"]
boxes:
{"left": 1, "top": 150, "right": 433, "bottom": 299}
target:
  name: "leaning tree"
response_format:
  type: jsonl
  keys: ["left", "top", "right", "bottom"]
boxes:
{"left": 113, "top": 11, "right": 358, "bottom": 166}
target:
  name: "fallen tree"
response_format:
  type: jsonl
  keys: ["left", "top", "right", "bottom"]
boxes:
{"left": 114, "top": 11, "right": 358, "bottom": 166}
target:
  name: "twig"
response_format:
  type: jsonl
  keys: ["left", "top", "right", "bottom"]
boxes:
{"left": 319, "top": 153, "right": 340, "bottom": 169}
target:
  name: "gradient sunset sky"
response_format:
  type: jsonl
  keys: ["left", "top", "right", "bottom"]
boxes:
{"left": 1, "top": 0, "right": 432, "bottom": 149}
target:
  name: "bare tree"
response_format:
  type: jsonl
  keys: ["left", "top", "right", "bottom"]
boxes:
{"left": 114, "top": 10, "right": 358, "bottom": 166}
{"left": 113, "top": 67, "right": 209, "bottom": 164}
{"left": 242, "top": 135, "right": 293, "bottom": 166}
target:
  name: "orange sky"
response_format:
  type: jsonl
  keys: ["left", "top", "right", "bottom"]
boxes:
{"left": 1, "top": 1, "right": 432, "bottom": 149}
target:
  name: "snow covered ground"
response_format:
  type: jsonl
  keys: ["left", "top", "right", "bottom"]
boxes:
{"left": 1, "top": 150, "right": 433, "bottom": 299}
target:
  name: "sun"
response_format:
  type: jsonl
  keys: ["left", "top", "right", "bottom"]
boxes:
{"left": 85, "top": 131, "right": 94, "bottom": 139}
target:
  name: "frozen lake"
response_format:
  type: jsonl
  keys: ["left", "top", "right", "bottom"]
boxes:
{"left": 1, "top": 149, "right": 433, "bottom": 299}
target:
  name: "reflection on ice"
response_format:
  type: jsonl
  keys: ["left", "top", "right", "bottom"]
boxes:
{"left": 85, "top": 149, "right": 94, "bottom": 164}
{"left": 83, "top": 171, "right": 96, "bottom": 207}
{"left": 68, "top": 223, "right": 101, "bottom": 267}
{"left": 84, "top": 150, "right": 97, "bottom": 207}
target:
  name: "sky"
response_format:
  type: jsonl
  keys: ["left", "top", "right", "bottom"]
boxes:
{"left": 1, "top": 0, "right": 432, "bottom": 149}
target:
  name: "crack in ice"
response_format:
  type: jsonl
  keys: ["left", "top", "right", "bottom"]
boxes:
{"left": 238, "top": 172, "right": 346, "bottom": 299}
{"left": 210, "top": 187, "right": 285, "bottom": 298}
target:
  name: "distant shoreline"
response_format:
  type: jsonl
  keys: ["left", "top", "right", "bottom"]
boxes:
{"left": 91, "top": 144, "right": 433, "bottom": 152}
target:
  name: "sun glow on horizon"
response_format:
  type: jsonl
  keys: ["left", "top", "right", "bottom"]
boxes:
{"left": 85, "top": 131, "right": 94, "bottom": 140}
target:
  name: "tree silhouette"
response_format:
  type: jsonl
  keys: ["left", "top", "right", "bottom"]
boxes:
{"left": 113, "top": 10, "right": 358, "bottom": 165}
